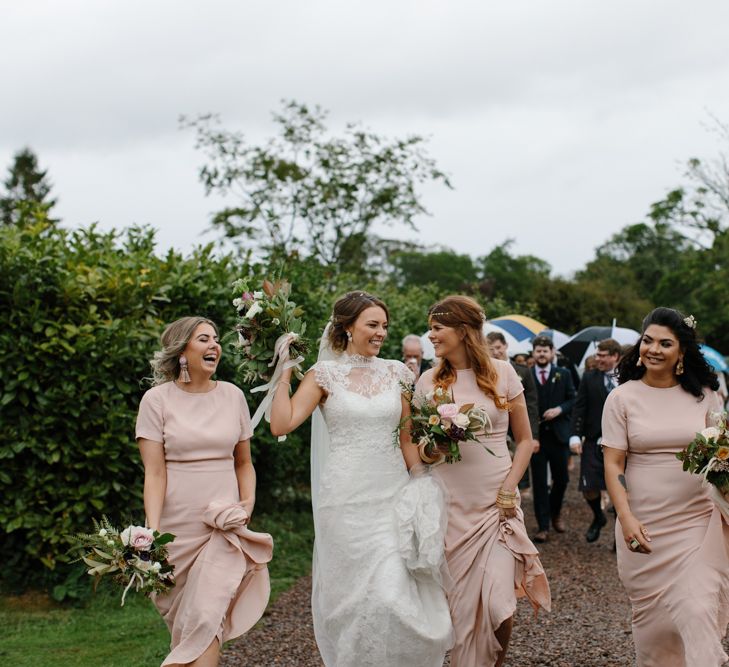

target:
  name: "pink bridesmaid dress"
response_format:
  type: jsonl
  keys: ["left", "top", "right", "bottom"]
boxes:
{"left": 416, "top": 359, "right": 551, "bottom": 667}
{"left": 136, "top": 380, "right": 273, "bottom": 666}
{"left": 602, "top": 381, "right": 729, "bottom": 667}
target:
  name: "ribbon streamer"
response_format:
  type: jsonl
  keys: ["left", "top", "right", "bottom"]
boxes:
{"left": 250, "top": 332, "right": 304, "bottom": 440}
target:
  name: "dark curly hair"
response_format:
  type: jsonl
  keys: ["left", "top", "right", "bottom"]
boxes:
{"left": 327, "top": 291, "right": 389, "bottom": 353}
{"left": 617, "top": 307, "right": 718, "bottom": 399}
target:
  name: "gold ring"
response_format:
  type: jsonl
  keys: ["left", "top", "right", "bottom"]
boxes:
{"left": 629, "top": 538, "right": 640, "bottom": 551}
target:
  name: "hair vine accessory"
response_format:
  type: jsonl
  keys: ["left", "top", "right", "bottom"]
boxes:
{"left": 430, "top": 311, "right": 450, "bottom": 318}
{"left": 683, "top": 315, "right": 697, "bottom": 329}
{"left": 178, "top": 355, "right": 191, "bottom": 383}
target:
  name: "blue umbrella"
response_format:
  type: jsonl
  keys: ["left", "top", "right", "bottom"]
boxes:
{"left": 700, "top": 344, "right": 728, "bottom": 372}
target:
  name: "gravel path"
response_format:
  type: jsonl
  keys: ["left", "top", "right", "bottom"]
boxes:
{"left": 221, "top": 472, "right": 729, "bottom": 666}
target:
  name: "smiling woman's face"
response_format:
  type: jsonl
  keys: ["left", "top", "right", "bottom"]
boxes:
{"left": 182, "top": 323, "right": 222, "bottom": 379}
{"left": 639, "top": 324, "right": 681, "bottom": 375}
{"left": 347, "top": 306, "right": 388, "bottom": 356}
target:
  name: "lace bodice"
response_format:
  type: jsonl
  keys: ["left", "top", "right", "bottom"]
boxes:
{"left": 311, "top": 355, "right": 413, "bottom": 461}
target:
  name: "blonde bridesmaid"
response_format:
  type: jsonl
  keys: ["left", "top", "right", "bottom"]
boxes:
{"left": 416, "top": 296, "right": 550, "bottom": 667}
{"left": 603, "top": 307, "right": 728, "bottom": 666}
{"left": 136, "top": 317, "right": 273, "bottom": 667}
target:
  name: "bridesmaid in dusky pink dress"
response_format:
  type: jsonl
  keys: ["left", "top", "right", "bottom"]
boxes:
{"left": 602, "top": 307, "right": 728, "bottom": 667}
{"left": 416, "top": 296, "right": 550, "bottom": 667}
{"left": 136, "top": 317, "right": 273, "bottom": 667}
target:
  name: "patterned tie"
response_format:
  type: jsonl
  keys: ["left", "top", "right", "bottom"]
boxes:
{"left": 540, "top": 369, "right": 548, "bottom": 385}
{"left": 604, "top": 372, "right": 614, "bottom": 393}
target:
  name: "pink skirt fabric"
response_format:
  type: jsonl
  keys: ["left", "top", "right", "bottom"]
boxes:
{"left": 617, "top": 453, "right": 729, "bottom": 667}
{"left": 435, "top": 445, "right": 551, "bottom": 667}
{"left": 155, "top": 462, "right": 273, "bottom": 666}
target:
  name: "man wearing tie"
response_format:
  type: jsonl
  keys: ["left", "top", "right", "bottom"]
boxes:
{"left": 569, "top": 338, "right": 622, "bottom": 543}
{"left": 531, "top": 335, "right": 576, "bottom": 543}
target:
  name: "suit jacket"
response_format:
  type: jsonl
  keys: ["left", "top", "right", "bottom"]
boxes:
{"left": 511, "top": 361, "right": 539, "bottom": 439}
{"left": 570, "top": 369, "right": 612, "bottom": 442}
{"left": 532, "top": 364, "right": 576, "bottom": 444}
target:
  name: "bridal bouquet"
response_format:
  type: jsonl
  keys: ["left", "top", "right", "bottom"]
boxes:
{"left": 232, "top": 277, "right": 309, "bottom": 385}
{"left": 70, "top": 517, "right": 175, "bottom": 605}
{"left": 398, "top": 385, "right": 493, "bottom": 464}
{"left": 677, "top": 411, "right": 729, "bottom": 498}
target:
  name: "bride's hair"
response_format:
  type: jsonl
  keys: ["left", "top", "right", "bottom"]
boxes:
{"left": 328, "top": 291, "right": 390, "bottom": 353}
{"left": 428, "top": 295, "right": 509, "bottom": 410}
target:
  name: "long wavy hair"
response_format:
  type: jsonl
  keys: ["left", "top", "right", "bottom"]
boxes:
{"left": 428, "top": 295, "right": 509, "bottom": 410}
{"left": 327, "top": 291, "right": 390, "bottom": 353}
{"left": 617, "top": 307, "right": 718, "bottom": 400}
{"left": 149, "top": 316, "right": 218, "bottom": 385}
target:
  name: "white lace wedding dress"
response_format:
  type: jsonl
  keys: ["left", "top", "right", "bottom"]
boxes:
{"left": 310, "top": 354, "right": 453, "bottom": 667}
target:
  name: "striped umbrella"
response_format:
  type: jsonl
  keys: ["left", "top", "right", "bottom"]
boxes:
{"left": 700, "top": 344, "right": 728, "bottom": 372}
{"left": 490, "top": 315, "right": 547, "bottom": 342}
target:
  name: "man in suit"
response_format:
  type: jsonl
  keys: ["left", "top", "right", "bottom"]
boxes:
{"left": 401, "top": 334, "right": 429, "bottom": 382}
{"left": 530, "top": 335, "right": 576, "bottom": 543}
{"left": 569, "top": 338, "right": 621, "bottom": 543}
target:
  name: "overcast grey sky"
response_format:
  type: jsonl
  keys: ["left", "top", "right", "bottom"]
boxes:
{"left": 2, "top": 0, "right": 729, "bottom": 275}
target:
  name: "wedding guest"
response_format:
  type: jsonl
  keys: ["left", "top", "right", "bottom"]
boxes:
{"left": 512, "top": 353, "right": 529, "bottom": 366}
{"left": 401, "top": 333, "right": 428, "bottom": 381}
{"left": 530, "top": 335, "right": 576, "bottom": 543}
{"left": 569, "top": 338, "right": 621, "bottom": 543}
{"left": 583, "top": 354, "right": 598, "bottom": 372}
{"left": 136, "top": 316, "right": 273, "bottom": 667}
{"left": 419, "top": 296, "right": 550, "bottom": 667}
{"left": 602, "top": 307, "right": 728, "bottom": 667}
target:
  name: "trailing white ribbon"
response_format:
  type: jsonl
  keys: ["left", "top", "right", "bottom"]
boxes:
{"left": 250, "top": 332, "right": 305, "bottom": 440}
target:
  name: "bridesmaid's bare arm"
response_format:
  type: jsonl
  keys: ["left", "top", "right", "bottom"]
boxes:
{"left": 270, "top": 369, "right": 325, "bottom": 437}
{"left": 398, "top": 395, "right": 421, "bottom": 471}
{"left": 234, "top": 439, "right": 256, "bottom": 520}
{"left": 503, "top": 394, "right": 533, "bottom": 491}
{"left": 604, "top": 447, "right": 652, "bottom": 553}
{"left": 138, "top": 438, "right": 166, "bottom": 531}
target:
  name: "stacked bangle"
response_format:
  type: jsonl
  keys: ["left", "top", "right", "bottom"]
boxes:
{"left": 496, "top": 488, "right": 517, "bottom": 509}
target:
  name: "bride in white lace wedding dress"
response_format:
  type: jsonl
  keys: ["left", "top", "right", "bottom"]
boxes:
{"left": 270, "top": 291, "right": 452, "bottom": 667}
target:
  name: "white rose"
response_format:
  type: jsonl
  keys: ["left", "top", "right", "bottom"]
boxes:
{"left": 151, "top": 562, "right": 162, "bottom": 573}
{"left": 246, "top": 301, "right": 263, "bottom": 320}
{"left": 98, "top": 528, "right": 107, "bottom": 537}
{"left": 132, "top": 556, "right": 154, "bottom": 572}
{"left": 453, "top": 413, "right": 470, "bottom": 428}
{"left": 701, "top": 426, "right": 722, "bottom": 441}
{"left": 232, "top": 297, "right": 243, "bottom": 309}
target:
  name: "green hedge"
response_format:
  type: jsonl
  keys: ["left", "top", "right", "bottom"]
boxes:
{"left": 0, "top": 219, "right": 464, "bottom": 597}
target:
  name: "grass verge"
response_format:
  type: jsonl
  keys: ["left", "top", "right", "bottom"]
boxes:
{"left": 0, "top": 510, "right": 314, "bottom": 667}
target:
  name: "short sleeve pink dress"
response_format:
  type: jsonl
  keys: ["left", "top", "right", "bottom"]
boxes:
{"left": 136, "top": 380, "right": 273, "bottom": 667}
{"left": 602, "top": 380, "right": 729, "bottom": 667}
{"left": 416, "top": 359, "right": 551, "bottom": 667}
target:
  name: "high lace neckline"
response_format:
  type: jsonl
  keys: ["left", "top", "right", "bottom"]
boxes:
{"left": 342, "top": 352, "right": 376, "bottom": 367}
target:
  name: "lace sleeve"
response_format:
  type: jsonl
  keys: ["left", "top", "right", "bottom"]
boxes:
{"left": 390, "top": 360, "right": 415, "bottom": 393}
{"left": 310, "top": 361, "right": 333, "bottom": 394}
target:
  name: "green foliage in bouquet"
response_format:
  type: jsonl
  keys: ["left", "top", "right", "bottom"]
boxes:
{"left": 232, "top": 277, "right": 309, "bottom": 385}
{"left": 69, "top": 517, "right": 175, "bottom": 605}
{"left": 676, "top": 412, "right": 729, "bottom": 493}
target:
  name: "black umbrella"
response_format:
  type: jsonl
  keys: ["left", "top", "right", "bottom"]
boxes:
{"left": 558, "top": 326, "right": 640, "bottom": 367}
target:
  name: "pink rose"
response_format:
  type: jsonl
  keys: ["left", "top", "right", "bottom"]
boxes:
{"left": 437, "top": 403, "right": 460, "bottom": 420}
{"left": 241, "top": 292, "right": 254, "bottom": 302}
{"left": 121, "top": 525, "right": 155, "bottom": 551}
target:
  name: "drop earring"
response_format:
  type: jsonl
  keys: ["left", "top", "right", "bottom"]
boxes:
{"left": 179, "top": 355, "right": 191, "bottom": 383}
{"left": 346, "top": 331, "right": 353, "bottom": 343}
{"left": 636, "top": 357, "right": 643, "bottom": 367}
{"left": 676, "top": 359, "right": 684, "bottom": 376}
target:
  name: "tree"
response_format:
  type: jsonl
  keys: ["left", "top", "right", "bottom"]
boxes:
{"left": 182, "top": 101, "right": 451, "bottom": 272}
{"left": 391, "top": 248, "right": 479, "bottom": 292}
{"left": 477, "top": 240, "right": 551, "bottom": 306}
{"left": 0, "top": 148, "right": 57, "bottom": 226}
